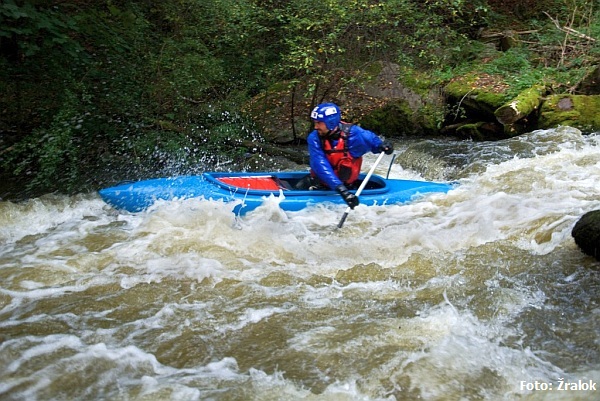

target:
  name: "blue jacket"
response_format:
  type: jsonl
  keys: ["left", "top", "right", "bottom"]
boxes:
{"left": 307, "top": 124, "right": 384, "bottom": 189}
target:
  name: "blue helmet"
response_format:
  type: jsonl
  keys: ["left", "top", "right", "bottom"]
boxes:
{"left": 310, "top": 103, "right": 341, "bottom": 131}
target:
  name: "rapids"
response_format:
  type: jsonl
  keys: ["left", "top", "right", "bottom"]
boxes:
{"left": 0, "top": 127, "right": 599, "bottom": 400}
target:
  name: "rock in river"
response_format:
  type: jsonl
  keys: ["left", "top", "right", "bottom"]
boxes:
{"left": 572, "top": 210, "right": 600, "bottom": 261}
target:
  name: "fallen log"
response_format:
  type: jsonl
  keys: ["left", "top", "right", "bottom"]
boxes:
{"left": 494, "top": 85, "right": 546, "bottom": 125}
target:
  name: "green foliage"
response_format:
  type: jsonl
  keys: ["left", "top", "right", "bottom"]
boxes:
{"left": 1, "top": 0, "right": 598, "bottom": 198}
{"left": 6, "top": 88, "right": 84, "bottom": 193}
{"left": 0, "top": 0, "right": 83, "bottom": 58}
{"left": 430, "top": 0, "right": 599, "bottom": 99}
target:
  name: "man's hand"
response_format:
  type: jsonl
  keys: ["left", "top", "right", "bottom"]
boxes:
{"left": 336, "top": 185, "right": 359, "bottom": 209}
{"left": 378, "top": 141, "right": 394, "bottom": 155}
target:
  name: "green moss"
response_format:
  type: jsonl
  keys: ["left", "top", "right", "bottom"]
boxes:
{"left": 494, "top": 85, "right": 546, "bottom": 125}
{"left": 418, "top": 103, "right": 445, "bottom": 133}
{"left": 445, "top": 73, "right": 509, "bottom": 108}
{"left": 539, "top": 95, "right": 600, "bottom": 132}
{"left": 397, "top": 67, "right": 437, "bottom": 96}
{"left": 456, "top": 122, "right": 487, "bottom": 141}
{"left": 362, "top": 62, "right": 384, "bottom": 82}
{"left": 360, "top": 101, "right": 420, "bottom": 137}
{"left": 574, "top": 96, "right": 600, "bottom": 127}
{"left": 514, "top": 85, "right": 546, "bottom": 108}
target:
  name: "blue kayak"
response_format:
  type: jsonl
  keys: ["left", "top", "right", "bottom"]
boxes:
{"left": 98, "top": 171, "right": 455, "bottom": 214}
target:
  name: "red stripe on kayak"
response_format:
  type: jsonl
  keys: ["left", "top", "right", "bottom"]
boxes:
{"left": 217, "top": 176, "right": 282, "bottom": 190}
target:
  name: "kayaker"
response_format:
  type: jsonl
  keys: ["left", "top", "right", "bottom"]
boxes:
{"left": 297, "top": 102, "right": 393, "bottom": 209}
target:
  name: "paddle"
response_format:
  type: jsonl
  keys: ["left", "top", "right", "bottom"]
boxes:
{"left": 337, "top": 151, "right": 386, "bottom": 229}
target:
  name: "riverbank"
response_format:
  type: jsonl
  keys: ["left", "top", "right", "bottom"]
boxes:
{"left": 1, "top": 1, "right": 598, "bottom": 199}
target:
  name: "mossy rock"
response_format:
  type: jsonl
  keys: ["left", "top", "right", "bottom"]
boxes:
{"left": 360, "top": 100, "right": 423, "bottom": 137}
{"left": 243, "top": 61, "right": 454, "bottom": 142}
{"left": 538, "top": 95, "right": 600, "bottom": 132}
{"left": 444, "top": 73, "right": 510, "bottom": 114}
{"left": 455, "top": 121, "right": 508, "bottom": 141}
{"left": 572, "top": 210, "right": 600, "bottom": 261}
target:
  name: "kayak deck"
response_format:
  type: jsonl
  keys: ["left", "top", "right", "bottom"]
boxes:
{"left": 99, "top": 171, "right": 452, "bottom": 214}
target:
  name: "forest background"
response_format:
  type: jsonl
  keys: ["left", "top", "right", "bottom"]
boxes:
{"left": 1, "top": 0, "right": 598, "bottom": 199}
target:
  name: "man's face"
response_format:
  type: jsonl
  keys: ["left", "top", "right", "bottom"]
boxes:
{"left": 314, "top": 121, "right": 329, "bottom": 136}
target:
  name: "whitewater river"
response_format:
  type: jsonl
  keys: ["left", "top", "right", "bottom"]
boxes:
{"left": 1, "top": 127, "right": 599, "bottom": 400}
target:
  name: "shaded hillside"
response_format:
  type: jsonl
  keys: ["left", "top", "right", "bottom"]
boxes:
{"left": 0, "top": 0, "right": 598, "bottom": 199}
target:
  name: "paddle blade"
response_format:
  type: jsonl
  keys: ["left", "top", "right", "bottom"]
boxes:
{"left": 337, "top": 210, "right": 349, "bottom": 229}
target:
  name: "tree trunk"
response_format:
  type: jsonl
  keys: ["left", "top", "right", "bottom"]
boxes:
{"left": 494, "top": 85, "right": 546, "bottom": 125}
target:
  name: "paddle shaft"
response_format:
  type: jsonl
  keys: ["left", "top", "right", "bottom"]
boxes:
{"left": 337, "top": 151, "right": 386, "bottom": 229}
{"left": 386, "top": 154, "right": 397, "bottom": 179}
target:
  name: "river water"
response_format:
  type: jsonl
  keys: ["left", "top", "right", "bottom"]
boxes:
{"left": 0, "top": 127, "right": 599, "bottom": 400}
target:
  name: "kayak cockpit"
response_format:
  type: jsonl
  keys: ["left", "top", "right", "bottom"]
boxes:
{"left": 205, "top": 172, "right": 387, "bottom": 194}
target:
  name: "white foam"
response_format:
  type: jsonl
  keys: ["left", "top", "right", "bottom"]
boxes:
{"left": 1, "top": 128, "right": 599, "bottom": 400}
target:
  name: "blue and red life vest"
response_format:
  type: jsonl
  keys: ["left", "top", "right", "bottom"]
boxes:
{"left": 313, "top": 123, "right": 363, "bottom": 185}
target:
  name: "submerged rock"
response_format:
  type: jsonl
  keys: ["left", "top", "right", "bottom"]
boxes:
{"left": 572, "top": 210, "right": 600, "bottom": 261}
